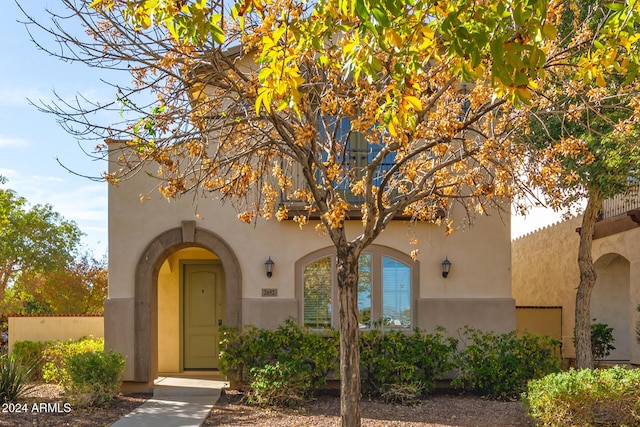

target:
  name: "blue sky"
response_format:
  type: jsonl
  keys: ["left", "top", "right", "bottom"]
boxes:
{"left": 0, "top": 2, "right": 113, "bottom": 256}
{"left": 0, "top": 3, "right": 562, "bottom": 258}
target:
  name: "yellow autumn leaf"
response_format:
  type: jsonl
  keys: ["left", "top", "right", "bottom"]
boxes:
{"left": 388, "top": 120, "right": 397, "bottom": 137}
{"left": 417, "top": 26, "right": 435, "bottom": 50}
{"left": 259, "top": 66, "right": 274, "bottom": 81}
{"left": 256, "top": 87, "right": 272, "bottom": 115}
{"left": 603, "top": 50, "right": 618, "bottom": 68}
{"left": 262, "top": 35, "right": 276, "bottom": 50}
{"left": 542, "top": 23, "right": 557, "bottom": 40}
{"left": 515, "top": 87, "right": 530, "bottom": 101}
{"left": 165, "top": 22, "right": 179, "bottom": 41}
{"left": 272, "top": 26, "right": 286, "bottom": 44}
{"left": 140, "top": 14, "right": 151, "bottom": 29}
{"left": 275, "top": 80, "right": 288, "bottom": 96}
{"left": 404, "top": 96, "right": 423, "bottom": 111}
{"left": 291, "top": 76, "right": 305, "bottom": 87}
{"left": 386, "top": 28, "right": 403, "bottom": 49}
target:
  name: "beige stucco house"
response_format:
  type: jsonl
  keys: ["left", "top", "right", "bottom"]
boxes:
{"left": 104, "top": 144, "right": 515, "bottom": 388}
{"left": 513, "top": 189, "right": 640, "bottom": 364}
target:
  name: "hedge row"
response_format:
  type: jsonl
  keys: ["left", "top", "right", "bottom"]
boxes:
{"left": 219, "top": 319, "right": 562, "bottom": 406}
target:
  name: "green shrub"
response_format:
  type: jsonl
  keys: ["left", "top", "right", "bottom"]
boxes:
{"left": 573, "top": 319, "right": 617, "bottom": 361}
{"left": 359, "top": 327, "right": 458, "bottom": 399}
{"left": 42, "top": 336, "right": 104, "bottom": 385}
{"left": 524, "top": 365, "right": 640, "bottom": 426}
{"left": 249, "top": 360, "right": 313, "bottom": 406}
{"left": 590, "top": 319, "right": 615, "bottom": 360}
{"left": 219, "top": 324, "right": 258, "bottom": 384}
{"left": 64, "top": 350, "right": 125, "bottom": 408}
{"left": 12, "top": 340, "right": 50, "bottom": 381}
{"left": 219, "top": 318, "right": 339, "bottom": 405}
{"left": 452, "top": 327, "right": 561, "bottom": 400}
{"left": 0, "top": 354, "right": 36, "bottom": 403}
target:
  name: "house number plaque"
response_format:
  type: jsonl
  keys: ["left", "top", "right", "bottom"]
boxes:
{"left": 261, "top": 288, "right": 278, "bottom": 297}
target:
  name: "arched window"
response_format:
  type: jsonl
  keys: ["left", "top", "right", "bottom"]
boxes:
{"left": 296, "top": 246, "right": 418, "bottom": 329}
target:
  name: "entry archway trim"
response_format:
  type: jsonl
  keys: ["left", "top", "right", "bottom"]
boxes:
{"left": 133, "top": 222, "right": 241, "bottom": 382}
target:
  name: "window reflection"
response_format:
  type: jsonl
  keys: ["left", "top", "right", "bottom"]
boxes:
{"left": 358, "top": 254, "right": 372, "bottom": 328}
{"left": 303, "top": 256, "right": 332, "bottom": 329}
{"left": 382, "top": 256, "right": 411, "bottom": 328}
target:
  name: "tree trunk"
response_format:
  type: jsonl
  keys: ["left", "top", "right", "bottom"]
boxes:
{"left": 0, "top": 261, "right": 16, "bottom": 304}
{"left": 336, "top": 247, "right": 362, "bottom": 427}
{"left": 574, "top": 193, "right": 601, "bottom": 369}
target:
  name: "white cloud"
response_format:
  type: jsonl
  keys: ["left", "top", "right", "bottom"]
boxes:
{"left": 0, "top": 168, "right": 19, "bottom": 179}
{"left": 0, "top": 135, "right": 29, "bottom": 148}
{"left": 31, "top": 175, "right": 66, "bottom": 183}
{"left": 0, "top": 85, "right": 49, "bottom": 108}
{"left": 0, "top": 81, "right": 117, "bottom": 111}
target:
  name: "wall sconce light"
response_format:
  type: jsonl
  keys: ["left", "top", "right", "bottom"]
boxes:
{"left": 265, "top": 256, "right": 275, "bottom": 278}
{"left": 441, "top": 257, "right": 452, "bottom": 278}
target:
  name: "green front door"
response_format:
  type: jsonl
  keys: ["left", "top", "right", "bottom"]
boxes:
{"left": 183, "top": 262, "right": 225, "bottom": 370}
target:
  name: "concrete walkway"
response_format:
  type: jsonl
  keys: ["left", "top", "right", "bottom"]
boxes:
{"left": 110, "top": 376, "right": 228, "bottom": 427}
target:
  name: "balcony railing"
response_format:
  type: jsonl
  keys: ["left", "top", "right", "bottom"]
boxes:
{"left": 279, "top": 147, "right": 396, "bottom": 208}
{"left": 600, "top": 182, "right": 640, "bottom": 221}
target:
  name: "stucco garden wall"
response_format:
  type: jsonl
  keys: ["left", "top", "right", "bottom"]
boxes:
{"left": 8, "top": 315, "right": 104, "bottom": 354}
{"left": 512, "top": 216, "right": 581, "bottom": 358}
{"left": 513, "top": 214, "right": 640, "bottom": 363}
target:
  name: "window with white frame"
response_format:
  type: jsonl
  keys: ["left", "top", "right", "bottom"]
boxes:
{"left": 297, "top": 246, "right": 417, "bottom": 329}
{"left": 302, "top": 256, "right": 332, "bottom": 329}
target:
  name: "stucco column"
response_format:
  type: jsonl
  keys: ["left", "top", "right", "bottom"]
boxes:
{"left": 104, "top": 298, "right": 135, "bottom": 381}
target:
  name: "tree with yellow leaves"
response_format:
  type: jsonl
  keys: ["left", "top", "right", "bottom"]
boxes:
{"left": 18, "top": 0, "right": 640, "bottom": 425}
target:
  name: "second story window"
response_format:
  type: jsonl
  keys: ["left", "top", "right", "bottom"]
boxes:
{"left": 326, "top": 117, "right": 394, "bottom": 205}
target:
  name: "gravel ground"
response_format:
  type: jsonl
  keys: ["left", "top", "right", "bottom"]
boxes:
{"left": 1, "top": 384, "right": 534, "bottom": 426}
{"left": 0, "top": 384, "right": 150, "bottom": 427}
{"left": 204, "top": 389, "right": 535, "bottom": 427}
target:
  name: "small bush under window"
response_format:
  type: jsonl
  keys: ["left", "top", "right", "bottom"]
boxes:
{"left": 452, "top": 327, "right": 562, "bottom": 400}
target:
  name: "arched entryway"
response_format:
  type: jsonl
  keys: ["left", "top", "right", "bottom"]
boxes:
{"left": 133, "top": 221, "right": 241, "bottom": 382}
{"left": 592, "top": 253, "right": 631, "bottom": 362}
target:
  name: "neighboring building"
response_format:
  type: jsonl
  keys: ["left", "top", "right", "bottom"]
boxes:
{"left": 513, "top": 185, "right": 640, "bottom": 364}
{"left": 104, "top": 144, "right": 515, "bottom": 388}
